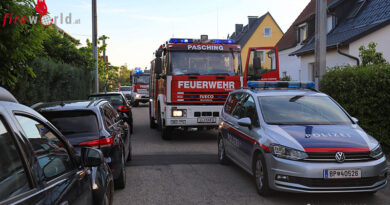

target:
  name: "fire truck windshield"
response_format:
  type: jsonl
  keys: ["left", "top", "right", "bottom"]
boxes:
{"left": 134, "top": 75, "right": 150, "bottom": 84}
{"left": 170, "top": 52, "right": 241, "bottom": 76}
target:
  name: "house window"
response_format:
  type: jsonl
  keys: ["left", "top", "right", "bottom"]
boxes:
{"left": 327, "top": 15, "right": 336, "bottom": 33}
{"left": 264, "top": 27, "right": 272, "bottom": 37}
{"left": 297, "top": 24, "right": 307, "bottom": 43}
{"left": 348, "top": 0, "right": 366, "bottom": 18}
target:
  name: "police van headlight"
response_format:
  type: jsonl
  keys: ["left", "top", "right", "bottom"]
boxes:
{"left": 270, "top": 144, "right": 308, "bottom": 161}
{"left": 172, "top": 109, "right": 186, "bottom": 117}
{"left": 370, "top": 144, "right": 384, "bottom": 159}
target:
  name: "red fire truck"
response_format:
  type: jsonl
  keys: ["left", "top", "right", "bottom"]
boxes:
{"left": 149, "top": 36, "right": 243, "bottom": 139}
{"left": 149, "top": 36, "right": 280, "bottom": 139}
{"left": 130, "top": 68, "right": 150, "bottom": 107}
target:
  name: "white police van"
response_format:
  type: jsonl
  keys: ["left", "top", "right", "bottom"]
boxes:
{"left": 218, "top": 81, "right": 387, "bottom": 195}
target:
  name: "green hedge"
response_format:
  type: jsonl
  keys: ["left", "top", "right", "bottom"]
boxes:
{"left": 321, "top": 65, "right": 390, "bottom": 152}
{"left": 12, "top": 58, "right": 92, "bottom": 106}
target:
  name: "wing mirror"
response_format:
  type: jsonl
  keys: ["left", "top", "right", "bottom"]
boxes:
{"left": 238, "top": 117, "right": 252, "bottom": 128}
{"left": 351, "top": 117, "right": 359, "bottom": 124}
{"left": 81, "top": 147, "right": 104, "bottom": 167}
{"left": 155, "top": 58, "right": 163, "bottom": 75}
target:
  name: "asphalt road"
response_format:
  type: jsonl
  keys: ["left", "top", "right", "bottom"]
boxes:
{"left": 114, "top": 105, "right": 390, "bottom": 205}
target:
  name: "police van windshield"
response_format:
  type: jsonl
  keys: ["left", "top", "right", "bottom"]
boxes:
{"left": 258, "top": 96, "right": 352, "bottom": 125}
{"left": 134, "top": 75, "right": 150, "bottom": 84}
{"left": 170, "top": 52, "right": 241, "bottom": 76}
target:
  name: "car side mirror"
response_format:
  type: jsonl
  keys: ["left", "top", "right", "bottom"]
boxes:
{"left": 81, "top": 147, "right": 104, "bottom": 167}
{"left": 351, "top": 117, "right": 359, "bottom": 124}
{"left": 238, "top": 117, "right": 252, "bottom": 128}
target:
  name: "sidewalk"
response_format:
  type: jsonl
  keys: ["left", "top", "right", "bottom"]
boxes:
{"left": 387, "top": 154, "right": 390, "bottom": 174}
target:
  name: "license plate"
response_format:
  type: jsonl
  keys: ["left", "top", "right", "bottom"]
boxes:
{"left": 324, "top": 169, "right": 361, "bottom": 179}
{"left": 197, "top": 117, "right": 217, "bottom": 123}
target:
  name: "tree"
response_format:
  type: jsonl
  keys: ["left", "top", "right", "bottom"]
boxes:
{"left": 118, "top": 65, "right": 131, "bottom": 86}
{"left": 42, "top": 26, "right": 93, "bottom": 69}
{"left": 359, "top": 42, "right": 388, "bottom": 66}
{"left": 0, "top": 0, "right": 47, "bottom": 88}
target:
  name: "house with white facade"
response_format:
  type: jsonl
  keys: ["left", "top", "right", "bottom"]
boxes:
{"left": 277, "top": 0, "right": 390, "bottom": 81}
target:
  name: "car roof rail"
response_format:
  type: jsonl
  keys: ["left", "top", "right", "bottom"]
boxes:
{"left": 31, "top": 102, "right": 44, "bottom": 109}
{"left": 92, "top": 99, "right": 106, "bottom": 107}
{"left": 0, "top": 87, "right": 19, "bottom": 103}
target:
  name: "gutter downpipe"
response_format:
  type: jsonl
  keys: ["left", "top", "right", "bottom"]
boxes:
{"left": 337, "top": 44, "right": 360, "bottom": 66}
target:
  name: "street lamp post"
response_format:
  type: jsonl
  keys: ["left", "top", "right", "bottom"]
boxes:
{"left": 92, "top": 0, "right": 99, "bottom": 93}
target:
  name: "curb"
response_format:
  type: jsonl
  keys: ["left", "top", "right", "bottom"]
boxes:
{"left": 387, "top": 154, "right": 390, "bottom": 174}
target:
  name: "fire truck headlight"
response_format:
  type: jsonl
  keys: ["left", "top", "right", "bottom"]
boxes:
{"left": 172, "top": 109, "right": 186, "bottom": 117}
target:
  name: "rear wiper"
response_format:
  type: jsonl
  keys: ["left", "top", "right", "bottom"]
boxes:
{"left": 289, "top": 95, "right": 304, "bottom": 102}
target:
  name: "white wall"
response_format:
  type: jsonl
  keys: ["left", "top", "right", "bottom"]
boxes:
{"left": 299, "top": 48, "right": 354, "bottom": 81}
{"left": 279, "top": 46, "right": 302, "bottom": 81}
{"left": 286, "top": 24, "right": 390, "bottom": 82}
{"left": 349, "top": 24, "right": 390, "bottom": 63}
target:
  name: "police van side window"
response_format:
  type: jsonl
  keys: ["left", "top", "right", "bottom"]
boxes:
{"left": 231, "top": 93, "right": 248, "bottom": 119}
{"left": 224, "top": 93, "right": 246, "bottom": 115}
{"left": 242, "top": 96, "right": 260, "bottom": 127}
{"left": 15, "top": 115, "right": 73, "bottom": 181}
{"left": 0, "top": 118, "right": 30, "bottom": 202}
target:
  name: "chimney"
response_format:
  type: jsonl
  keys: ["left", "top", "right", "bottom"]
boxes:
{"left": 248, "top": 16, "right": 258, "bottom": 28}
{"left": 235, "top": 24, "right": 243, "bottom": 33}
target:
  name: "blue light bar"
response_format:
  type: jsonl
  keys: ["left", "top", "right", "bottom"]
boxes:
{"left": 135, "top": 67, "right": 143, "bottom": 74}
{"left": 169, "top": 38, "right": 194, "bottom": 43}
{"left": 213, "top": 39, "right": 235, "bottom": 44}
{"left": 247, "top": 81, "right": 315, "bottom": 89}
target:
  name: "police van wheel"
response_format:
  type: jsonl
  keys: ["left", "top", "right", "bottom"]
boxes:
{"left": 253, "top": 153, "right": 272, "bottom": 196}
{"left": 218, "top": 137, "right": 229, "bottom": 165}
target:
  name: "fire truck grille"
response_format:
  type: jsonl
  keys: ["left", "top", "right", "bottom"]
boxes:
{"left": 180, "top": 92, "right": 229, "bottom": 102}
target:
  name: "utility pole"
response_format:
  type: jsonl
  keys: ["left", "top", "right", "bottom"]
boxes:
{"left": 314, "top": 0, "right": 327, "bottom": 90}
{"left": 103, "top": 38, "right": 107, "bottom": 92}
{"left": 92, "top": 0, "right": 99, "bottom": 93}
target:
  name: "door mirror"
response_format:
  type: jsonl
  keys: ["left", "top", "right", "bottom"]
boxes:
{"left": 238, "top": 117, "right": 252, "bottom": 128}
{"left": 351, "top": 117, "right": 359, "bottom": 124}
{"left": 81, "top": 147, "right": 104, "bottom": 167}
{"left": 155, "top": 58, "right": 162, "bottom": 75}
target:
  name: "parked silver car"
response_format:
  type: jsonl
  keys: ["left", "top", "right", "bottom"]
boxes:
{"left": 120, "top": 86, "right": 133, "bottom": 100}
{"left": 218, "top": 81, "right": 388, "bottom": 195}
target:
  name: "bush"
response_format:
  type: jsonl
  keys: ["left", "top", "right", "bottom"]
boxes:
{"left": 12, "top": 58, "right": 92, "bottom": 106}
{"left": 321, "top": 65, "right": 390, "bottom": 152}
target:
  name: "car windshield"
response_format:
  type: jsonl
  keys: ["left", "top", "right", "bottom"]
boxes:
{"left": 258, "top": 96, "right": 352, "bottom": 125}
{"left": 43, "top": 111, "right": 99, "bottom": 135}
{"left": 170, "top": 52, "right": 241, "bottom": 76}
{"left": 134, "top": 75, "right": 150, "bottom": 84}
{"left": 89, "top": 95, "right": 124, "bottom": 106}
{"left": 120, "top": 86, "right": 131, "bottom": 91}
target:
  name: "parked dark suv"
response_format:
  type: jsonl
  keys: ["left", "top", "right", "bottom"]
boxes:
{"left": 0, "top": 87, "right": 114, "bottom": 205}
{"left": 89, "top": 92, "right": 134, "bottom": 134}
{"left": 33, "top": 100, "right": 132, "bottom": 189}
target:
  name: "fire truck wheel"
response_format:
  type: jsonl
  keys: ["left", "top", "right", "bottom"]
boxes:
{"left": 149, "top": 103, "right": 157, "bottom": 129}
{"left": 162, "top": 126, "right": 173, "bottom": 140}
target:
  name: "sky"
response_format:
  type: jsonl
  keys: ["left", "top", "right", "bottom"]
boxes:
{"left": 46, "top": 0, "right": 310, "bottom": 69}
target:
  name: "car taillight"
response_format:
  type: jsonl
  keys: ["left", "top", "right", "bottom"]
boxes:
{"left": 118, "top": 105, "right": 130, "bottom": 112}
{"left": 79, "top": 137, "right": 114, "bottom": 148}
